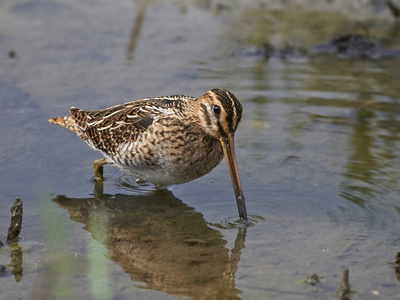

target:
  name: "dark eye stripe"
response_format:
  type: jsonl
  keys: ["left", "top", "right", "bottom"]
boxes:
{"left": 211, "top": 89, "right": 237, "bottom": 132}
{"left": 208, "top": 88, "right": 243, "bottom": 133}
{"left": 217, "top": 119, "right": 225, "bottom": 138}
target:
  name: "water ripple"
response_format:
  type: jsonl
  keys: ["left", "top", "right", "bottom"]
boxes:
{"left": 210, "top": 215, "right": 266, "bottom": 229}
{"left": 90, "top": 173, "right": 156, "bottom": 195}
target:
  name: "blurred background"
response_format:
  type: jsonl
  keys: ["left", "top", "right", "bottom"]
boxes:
{"left": 1, "top": 0, "right": 400, "bottom": 299}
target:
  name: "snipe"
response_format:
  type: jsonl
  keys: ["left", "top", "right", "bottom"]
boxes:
{"left": 49, "top": 88, "right": 247, "bottom": 220}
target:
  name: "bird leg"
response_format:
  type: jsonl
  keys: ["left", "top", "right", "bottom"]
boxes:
{"left": 93, "top": 158, "right": 107, "bottom": 184}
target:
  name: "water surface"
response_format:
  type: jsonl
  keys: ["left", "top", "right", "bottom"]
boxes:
{"left": 1, "top": 1, "right": 400, "bottom": 299}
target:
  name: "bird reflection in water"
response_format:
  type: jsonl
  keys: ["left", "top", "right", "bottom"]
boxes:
{"left": 52, "top": 182, "right": 246, "bottom": 299}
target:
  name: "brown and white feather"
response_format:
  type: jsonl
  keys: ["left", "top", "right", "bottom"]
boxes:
{"left": 49, "top": 89, "right": 243, "bottom": 187}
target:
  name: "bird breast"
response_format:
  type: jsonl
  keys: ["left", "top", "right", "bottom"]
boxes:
{"left": 110, "top": 116, "right": 225, "bottom": 187}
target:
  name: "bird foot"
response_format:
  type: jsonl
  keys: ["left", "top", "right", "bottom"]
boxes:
{"left": 93, "top": 158, "right": 107, "bottom": 184}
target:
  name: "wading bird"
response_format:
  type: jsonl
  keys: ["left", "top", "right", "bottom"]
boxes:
{"left": 49, "top": 88, "right": 247, "bottom": 220}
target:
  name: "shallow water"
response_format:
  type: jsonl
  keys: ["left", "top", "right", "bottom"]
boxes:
{"left": 1, "top": 0, "right": 400, "bottom": 299}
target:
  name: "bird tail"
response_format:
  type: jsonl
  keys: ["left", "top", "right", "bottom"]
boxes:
{"left": 48, "top": 112, "right": 85, "bottom": 138}
{"left": 48, "top": 116, "right": 68, "bottom": 126}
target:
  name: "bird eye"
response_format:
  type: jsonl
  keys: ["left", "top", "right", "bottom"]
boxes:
{"left": 213, "top": 105, "right": 221, "bottom": 115}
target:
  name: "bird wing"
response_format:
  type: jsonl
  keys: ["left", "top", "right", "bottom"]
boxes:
{"left": 69, "top": 95, "right": 195, "bottom": 156}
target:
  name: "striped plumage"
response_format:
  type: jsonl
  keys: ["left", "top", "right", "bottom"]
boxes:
{"left": 49, "top": 88, "right": 247, "bottom": 220}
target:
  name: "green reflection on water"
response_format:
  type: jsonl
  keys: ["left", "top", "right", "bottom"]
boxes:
{"left": 36, "top": 187, "right": 74, "bottom": 299}
{"left": 88, "top": 208, "right": 112, "bottom": 300}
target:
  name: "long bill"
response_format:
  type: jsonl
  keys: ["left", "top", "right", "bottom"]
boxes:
{"left": 220, "top": 134, "right": 248, "bottom": 221}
